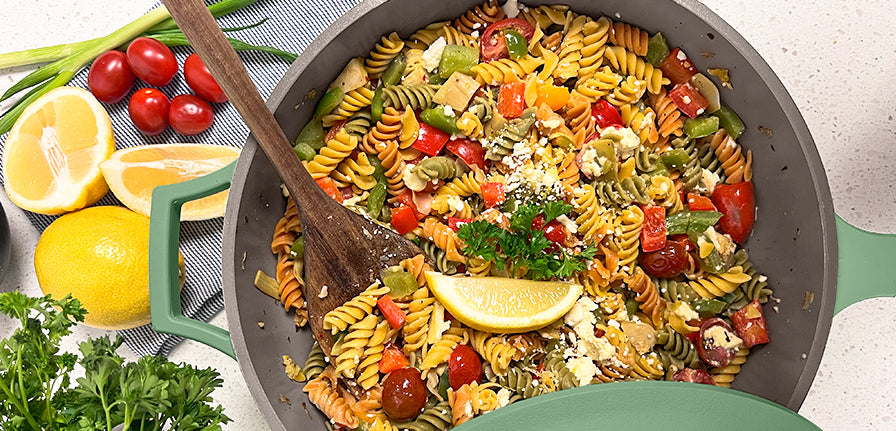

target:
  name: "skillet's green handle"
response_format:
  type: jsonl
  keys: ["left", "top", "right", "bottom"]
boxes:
{"left": 148, "top": 161, "right": 236, "bottom": 359}
{"left": 835, "top": 214, "right": 896, "bottom": 314}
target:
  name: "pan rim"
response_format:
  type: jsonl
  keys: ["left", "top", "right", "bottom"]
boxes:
{"left": 221, "top": 0, "right": 837, "bottom": 427}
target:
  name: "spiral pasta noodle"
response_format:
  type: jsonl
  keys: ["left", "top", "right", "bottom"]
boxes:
{"left": 471, "top": 56, "right": 542, "bottom": 85}
{"left": 305, "top": 130, "right": 358, "bottom": 179}
{"left": 382, "top": 84, "right": 440, "bottom": 111}
{"left": 710, "top": 346, "right": 750, "bottom": 387}
{"left": 400, "top": 254, "right": 433, "bottom": 288}
{"left": 626, "top": 268, "right": 667, "bottom": 327}
{"left": 322, "top": 86, "right": 376, "bottom": 127}
{"left": 603, "top": 46, "right": 669, "bottom": 94}
{"left": 417, "top": 217, "right": 466, "bottom": 263}
{"left": 709, "top": 129, "right": 753, "bottom": 183}
{"left": 303, "top": 367, "right": 359, "bottom": 429}
{"left": 330, "top": 151, "right": 377, "bottom": 191}
{"left": 357, "top": 318, "right": 396, "bottom": 389}
{"left": 401, "top": 287, "right": 436, "bottom": 354}
{"left": 364, "top": 32, "right": 404, "bottom": 79}
{"left": 648, "top": 88, "right": 684, "bottom": 138}
{"left": 614, "top": 206, "right": 643, "bottom": 271}
{"left": 323, "top": 283, "right": 390, "bottom": 334}
{"left": 690, "top": 265, "right": 753, "bottom": 299}
{"left": 420, "top": 323, "right": 468, "bottom": 373}
{"left": 470, "top": 331, "right": 519, "bottom": 376}
{"left": 454, "top": 0, "right": 504, "bottom": 34}
{"left": 608, "top": 21, "right": 649, "bottom": 56}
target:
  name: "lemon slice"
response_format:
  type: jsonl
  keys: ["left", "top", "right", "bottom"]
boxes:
{"left": 2, "top": 86, "right": 114, "bottom": 214}
{"left": 425, "top": 271, "right": 583, "bottom": 333}
{"left": 99, "top": 144, "right": 239, "bottom": 220}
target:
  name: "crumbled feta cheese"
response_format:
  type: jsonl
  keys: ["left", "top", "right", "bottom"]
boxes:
{"left": 496, "top": 388, "right": 512, "bottom": 407}
{"left": 696, "top": 169, "right": 720, "bottom": 194}
{"left": 446, "top": 194, "right": 465, "bottom": 212}
{"left": 672, "top": 301, "right": 700, "bottom": 322}
{"left": 696, "top": 108, "right": 705, "bottom": 116}
{"left": 422, "top": 37, "right": 447, "bottom": 72}
{"left": 442, "top": 104, "right": 454, "bottom": 116}
{"left": 705, "top": 325, "right": 743, "bottom": 350}
{"left": 704, "top": 226, "right": 736, "bottom": 260}
{"left": 599, "top": 126, "right": 640, "bottom": 159}
{"left": 566, "top": 356, "right": 598, "bottom": 385}
{"left": 564, "top": 297, "right": 599, "bottom": 327}
{"left": 677, "top": 50, "right": 688, "bottom": 61}
{"left": 682, "top": 95, "right": 692, "bottom": 104}
{"left": 502, "top": 0, "right": 520, "bottom": 18}
{"left": 318, "top": 285, "right": 328, "bottom": 298}
{"left": 470, "top": 30, "right": 480, "bottom": 38}
{"left": 578, "top": 330, "right": 616, "bottom": 362}
{"left": 556, "top": 215, "right": 578, "bottom": 234}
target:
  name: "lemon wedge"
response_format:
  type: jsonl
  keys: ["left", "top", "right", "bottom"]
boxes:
{"left": 425, "top": 271, "right": 583, "bottom": 333}
{"left": 2, "top": 86, "right": 114, "bottom": 214}
{"left": 99, "top": 143, "right": 239, "bottom": 220}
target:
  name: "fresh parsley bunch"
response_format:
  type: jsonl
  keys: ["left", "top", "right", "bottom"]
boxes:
{"left": 457, "top": 201, "right": 597, "bottom": 280}
{"left": 0, "top": 292, "right": 230, "bottom": 430}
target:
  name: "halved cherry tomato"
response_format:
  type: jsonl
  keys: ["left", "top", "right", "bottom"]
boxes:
{"left": 326, "top": 119, "right": 347, "bottom": 142}
{"left": 87, "top": 50, "right": 135, "bottom": 104}
{"left": 379, "top": 344, "right": 409, "bottom": 374}
{"left": 497, "top": 81, "right": 526, "bottom": 118}
{"left": 641, "top": 240, "right": 688, "bottom": 278}
{"left": 411, "top": 122, "right": 450, "bottom": 156}
{"left": 481, "top": 182, "right": 506, "bottom": 208}
{"left": 711, "top": 182, "right": 755, "bottom": 244}
{"left": 697, "top": 318, "right": 738, "bottom": 368}
{"left": 659, "top": 48, "right": 698, "bottom": 85}
{"left": 168, "top": 94, "right": 214, "bottom": 136}
{"left": 448, "top": 217, "right": 472, "bottom": 232}
{"left": 126, "top": 37, "right": 178, "bottom": 87}
{"left": 531, "top": 214, "right": 568, "bottom": 244}
{"left": 377, "top": 295, "right": 407, "bottom": 329}
{"left": 480, "top": 18, "right": 535, "bottom": 62}
{"left": 591, "top": 99, "right": 623, "bottom": 129}
{"left": 448, "top": 345, "right": 483, "bottom": 390}
{"left": 390, "top": 206, "right": 418, "bottom": 235}
{"left": 383, "top": 368, "right": 427, "bottom": 421}
{"left": 640, "top": 205, "right": 667, "bottom": 252}
{"left": 669, "top": 82, "right": 709, "bottom": 118}
{"left": 183, "top": 53, "right": 228, "bottom": 103}
{"left": 672, "top": 368, "right": 715, "bottom": 385}
{"left": 670, "top": 233, "right": 695, "bottom": 252}
{"left": 687, "top": 193, "right": 716, "bottom": 211}
{"left": 731, "top": 300, "right": 770, "bottom": 348}
{"left": 315, "top": 177, "right": 342, "bottom": 203}
{"left": 446, "top": 138, "right": 488, "bottom": 171}
{"left": 128, "top": 88, "right": 170, "bottom": 136}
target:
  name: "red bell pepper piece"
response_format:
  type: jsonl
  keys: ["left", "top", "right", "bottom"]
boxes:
{"left": 660, "top": 48, "right": 698, "bottom": 85}
{"left": 448, "top": 217, "right": 472, "bottom": 232}
{"left": 687, "top": 193, "right": 716, "bottom": 211}
{"left": 480, "top": 18, "right": 535, "bottom": 62}
{"left": 591, "top": 99, "right": 623, "bottom": 129}
{"left": 378, "top": 344, "right": 409, "bottom": 374}
{"left": 640, "top": 205, "right": 667, "bottom": 252}
{"left": 497, "top": 81, "right": 526, "bottom": 118}
{"left": 315, "top": 177, "right": 342, "bottom": 203}
{"left": 395, "top": 190, "right": 429, "bottom": 220}
{"left": 412, "top": 121, "right": 450, "bottom": 156}
{"left": 480, "top": 182, "right": 506, "bottom": 208}
{"left": 711, "top": 182, "right": 755, "bottom": 244}
{"left": 377, "top": 295, "right": 407, "bottom": 329}
{"left": 446, "top": 138, "right": 488, "bottom": 171}
{"left": 669, "top": 82, "right": 709, "bottom": 118}
{"left": 390, "top": 206, "right": 418, "bottom": 235}
{"left": 731, "top": 300, "right": 770, "bottom": 348}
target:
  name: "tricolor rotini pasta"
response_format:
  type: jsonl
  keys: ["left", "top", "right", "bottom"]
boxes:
{"left": 271, "top": 2, "right": 772, "bottom": 427}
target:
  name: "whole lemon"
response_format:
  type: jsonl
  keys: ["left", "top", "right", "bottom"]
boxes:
{"left": 35, "top": 206, "right": 182, "bottom": 330}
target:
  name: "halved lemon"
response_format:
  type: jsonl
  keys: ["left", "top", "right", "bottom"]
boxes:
{"left": 2, "top": 86, "right": 114, "bottom": 214}
{"left": 99, "top": 144, "right": 239, "bottom": 220}
{"left": 425, "top": 271, "right": 583, "bottom": 333}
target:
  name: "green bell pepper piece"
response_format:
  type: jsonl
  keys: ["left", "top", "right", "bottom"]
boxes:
{"left": 421, "top": 105, "right": 461, "bottom": 134}
{"left": 439, "top": 45, "right": 480, "bottom": 78}
{"left": 383, "top": 267, "right": 419, "bottom": 298}
{"left": 691, "top": 298, "right": 727, "bottom": 316}
{"left": 382, "top": 52, "right": 408, "bottom": 86}
{"left": 504, "top": 30, "right": 528, "bottom": 60}
{"left": 313, "top": 87, "right": 344, "bottom": 120}
{"left": 713, "top": 105, "right": 745, "bottom": 140}
{"left": 371, "top": 85, "right": 386, "bottom": 123}
{"left": 295, "top": 120, "right": 326, "bottom": 150}
{"left": 660, "top": 148, "right": 689, "bottom": 170}
{"left": 666, "top": 210, "right": 723, "bottom": 235}
{"left": 290, "top": 236, "right": 305, "bottom": 259}
{"left": 293, "top": 142, "right": 316, "bottom": 161}
{"left": 368, "top": 154, "right": 387, "bottom": 183}
{"left": 645, "top": 32, "right": 670, "bottom": 67}
{"left": 366, "top": 181, "right": 388, "bottom": 219}
{"left": 683, "top": 116, "right": 720, "bottom": 139}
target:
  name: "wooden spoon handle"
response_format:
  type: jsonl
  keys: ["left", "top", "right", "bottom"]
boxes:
{"left": 161, "top": 0, "right": 319, "bottom": 198}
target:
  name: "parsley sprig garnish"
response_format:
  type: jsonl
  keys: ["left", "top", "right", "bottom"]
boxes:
{"left": 457, "top": 202, "right": 597, "bottom": 281}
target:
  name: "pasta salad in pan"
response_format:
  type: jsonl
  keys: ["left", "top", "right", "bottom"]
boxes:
{"left": 261, "top": 1, "right": 772, "bottom": 429}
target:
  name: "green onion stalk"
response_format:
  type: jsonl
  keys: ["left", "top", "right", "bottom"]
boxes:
{"left": 0, "top": 0, "right": 297, "bottom": 135}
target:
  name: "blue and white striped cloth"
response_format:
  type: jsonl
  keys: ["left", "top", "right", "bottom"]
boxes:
{"left": 7, "top": 0, "right": 361, "bottom": 356}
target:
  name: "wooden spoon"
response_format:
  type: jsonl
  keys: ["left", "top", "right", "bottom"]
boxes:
{"left": 162, "top": 0, "right": 427, "bottom": 355}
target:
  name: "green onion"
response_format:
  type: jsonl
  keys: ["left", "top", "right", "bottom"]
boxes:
{"left": 0, "top": 0, "right": 297, "bottom": 135}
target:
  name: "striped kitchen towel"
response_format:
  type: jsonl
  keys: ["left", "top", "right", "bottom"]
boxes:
{"left": 1, "top": 0, "right": 361, "bottom": 356}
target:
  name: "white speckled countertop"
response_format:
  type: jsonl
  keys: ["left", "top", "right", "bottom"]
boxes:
{"left": 1, "top": 0, "right": 894, "bottom": 429}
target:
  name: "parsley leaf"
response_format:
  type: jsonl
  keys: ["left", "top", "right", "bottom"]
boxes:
{"left": 543, "top": 201, "right": 573, "bottom": 223}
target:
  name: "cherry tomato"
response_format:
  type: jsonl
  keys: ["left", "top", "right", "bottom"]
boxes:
{"left": 87, "top": 50, "right": 135, "bottom": 103}
{"left": 168, "top": 94, "right": 214, "bottom": 135}
{"left": 641, "top": 241, "right": 688, "bottom": 278}
{"left": 183, "top": 53, "right": 227, "bottom": 103}
{"left": 697, "top": 318, "right": 738, "bottom": 368}
{"left": 731, "top": 300, "right": 770, "bottom": 348}
{"left": 448, "top": 345, "right": 482, "bottom": 390}
{"left": 672, "top": 368, "right": 715, "bottom": 385}
{"left": 382, "top": 368, "right": 427, "bottom": 421}
{"left": 126, "top": 37, "right": 178, "bottom": 86}
{"left": 711, "top": 182, "right": 755, "bottom": 244}
{"left": 128, "top": 88, "right": 170, "bottom": 136}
